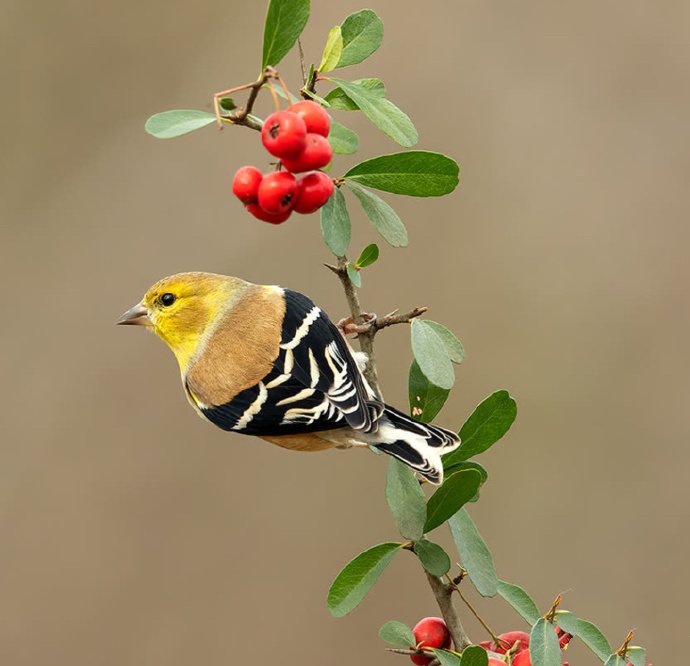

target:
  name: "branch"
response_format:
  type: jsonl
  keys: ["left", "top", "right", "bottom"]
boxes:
{"left": 425, "top": 572, "right": 472, "bottom": 651}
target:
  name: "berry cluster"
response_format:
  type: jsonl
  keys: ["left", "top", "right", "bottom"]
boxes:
{"left": 232, "top": 100, "right": 335, "bottom": 224}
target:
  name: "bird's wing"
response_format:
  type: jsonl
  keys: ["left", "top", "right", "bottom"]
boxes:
{"left": 194, "top": 288, "right": 383, "bottom": 436}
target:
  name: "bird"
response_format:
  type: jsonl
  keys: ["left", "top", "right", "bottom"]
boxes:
{"left": 117, "top": 272, "right": 460, "bottom": 483}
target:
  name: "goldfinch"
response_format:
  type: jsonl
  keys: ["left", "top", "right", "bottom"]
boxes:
{"left": 118, "top": 272, "right": 460, "bottom": 483}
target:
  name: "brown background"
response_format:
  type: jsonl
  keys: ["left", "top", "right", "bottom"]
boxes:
{"left": 2, "top": 1, "right": 688, "bottom": 664}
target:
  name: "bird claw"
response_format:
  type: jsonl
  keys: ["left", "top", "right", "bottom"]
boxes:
{"left": 337, "top": 312, "right": 377, "bottom": 336}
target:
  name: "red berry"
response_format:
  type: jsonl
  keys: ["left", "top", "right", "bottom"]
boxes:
{"left": 294, "top": 172, "right": 335, "bottom": 214}
{"left": 261, "top": 110, "right": 307, "bottom": 158}
{"left": 491, "top": 631, "right": 530, "bottom": 655}
{"left": 257, "top": 171, "right": 298, "bottom": 214}
{"left": 512, "top": 650, "right": 531, "bottom": 666}
{"left": 287, "top": 100, "right": 330, "bottom": 137}
{"left": 488, "top": 660, "right": 506, "bottom": 666}
{"left": 280, "top": 133, "right": 332, "bottom": 173}
{"left": 410, "top": 617, "right": 451, "bottom": 666}
{"left": 232, "top": 166, "right": 262, "bottom": 204}
{"left": 245, "top": 202, "right": 291, "bottom": 225}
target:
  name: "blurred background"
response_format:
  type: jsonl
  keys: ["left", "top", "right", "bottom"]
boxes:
{"left": 2, "top": 1, "right": 688, "bottom": 664}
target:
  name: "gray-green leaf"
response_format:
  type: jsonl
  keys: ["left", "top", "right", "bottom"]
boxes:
{"left": 425, "top": 469, "right": 482, "bottom": 533}
{"left": 625, "top": 647, "right": 647, "bottom": 666}
{"left": 530, "top": 618, "right": 561, "bottom": 666}
{"left": 409, "top": 360, "right": 450, "bottom": 423}
{"left": 604, "top": 657, "right": 627, "bottom": 666}
{"left": 553, "top": 612, "right": 611, "bottom": 662}
{"left": 327, "top": 542, "right": 402, "bottom": 617}
{"left": 411, "top": 319, "right": 455, "bottom": 390}
{"left": 379, "top": 620, "right": 416, "bottom": 648}
{"left": 432, "top": 649, "right": 462, "bottom": 666}
{"left": 336, "top": 9, "right": 384, "bottom": 68}
{"left": 324, "top": 78, "right": 386, "bottom": 110}
{"left": 386, "top": 458, "right": 427, "bottom": 541}
{"left": 320, "top": 187, "right": 350, "bottom": 256}
{"left": 346, "top": 181, "right": 408, "bottom": 247}
{"left": 424, "top": 321, "right": 464, "bottom": 363}
{"left": 459, "top": 645, "right": 489, "bottom": 666}
{"left": 356, "top": 243, "right": 379, "bottom": 268}
{"left": 330, "top": 77, "right": 418, "bottom": 147}
{"left": 444, "top": 390, "right": 517, "bottom": 466}
{"left": 319, "top": 25, "right": 343, "bottom": 73}
{"left": 442, "top": 461, "right": 488, "bottom": 503}
{"left": 262, "top": 0, "right": 310, "bottom": 68}
{"left": 414, "top": 538, "right": 451, "bottom": 576}
{"left": 449, "top": 508, "right": 498, "bottom": 597}
{"left": 346, "top": 262, "right": 361, "bottom": 288}
{"left": 344, "top": 151, "right": 460, "bottom": 197}
{"left": 145, "top": 110, "right": 216, "bottom": 139}
{"left": 329, "top": 121, "right": 359, "bottom": 154}
{"left": 497, "top": 580, "right": 540, "bottom": 625}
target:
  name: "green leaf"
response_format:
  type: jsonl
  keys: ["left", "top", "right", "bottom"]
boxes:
{"left": 345, "top": 181, "right": 408, "bottom": 247}
{"left": 356, "top": 243, "right": 379, "bottom": 268}
{"left": 459, "top": 645, "right": 489, "bottom": 666}
{"left": 432, "top": 649, "right": 462, "bottom": 666}
{"left": 329, "top": 121, "right": 359, "bottom": 154}
{"left": 379, "top": 620, "right": 416, "bottom": 648}
{"left": 553, "top": 613, "right": 611, "bottom": 662}
{"left": 145, "top": 110, "right": 216, "bottom": 139}
{"left": 319, "top": 25, "right": 343, "bottom": 73}
{"left": 444, "top": 390, "right": 517, "bottom": 466}
{"left": 414, "top": 538, "right": 451, "bottom": 576}
{"left": 604, "top": 657, "right": 627, "bottom": 666}
{"left": 449, "top": 508, "right": 498, "bottom": 597}
{"left": 219, "top": 97, "right": 236, "bottom": 111}
{"left": 327, "top": 542, "right": 402, "bottom": 617}
{"left": 425, "top": 469, "right": 482, "bottom": 533}
{"left": 346, "top": 262, "right": 361, "bottom": 288}
{"left": 336, "top": 9, "right": 384, "bottom": 68}
{"left": 344, "top": 151, "right": 460, "bottom": 197}
{"left": 409, "top": 360, "right": 451, "bottom": 423}
{"left": 301, "top": 88, "right": 331, "bottom": 106}
{"left": 386, "top": 458, "right": 427, "bottom": 541}
{"left": 320, "top": 187, "right": 350, "bottom": 256}
{"left": 424, "top": 321, "right": 464, "bottom": 363}
{"left": 324, "top": 78, "right": 386, "bottom": 110}
{"left": 497, "top": 580, "right": 540, "bottom": 625}
{"left": 442, "top": 461, "right": 488, "bottom": 502}
{"left": 262, "top": 0, "right": 310, "bottom": 68}
{"left": 411, "top": 319, "right": 455, "bottom": 390}
{"left": 625, "top": 647, "right": 647, "bottom": 666}
{"left": 330, "top": 77, "right": 418, "bottom": 147}
{"left": 530, "top": 618, "right": 561, "bottom": 666}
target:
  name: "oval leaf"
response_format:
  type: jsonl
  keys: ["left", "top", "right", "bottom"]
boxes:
{"left": 442, "top": 461, "right": 487, "bottom": 503}
{"left": 327, "top": 542, "right": 402, "bottom": 617}
{"left": 145, "top": 110, "right": 216, "bottom": 139}
{"left": 386, "top": 458, "right": 427, "bottom": 541}
{"left": 330, "top": 77, "right": 418, "bottom": 147}
{"left": 530, "top": 618, "right": 561, "bottom": 666}
{"left": 414, "top": 538, "right": 451, "bottom": 577}
{"left": 411, "top": 319, "right": 455, "bottom": 390}
{"left": 356, "top": 243, "right": 379, "bottom": 268}
{"left": 625, "top": 647, "right": 647, "bottom": 666}
{"left": 262, "top": 0, "right": 310, "bottom": 68}
{"left": 425, "top": 469, "right": 482, "bottom": 533}
{"left": 432, "top": 649, "right": 462, "bottom": 666}
{"left": 409, "top": 360, "right": 451, "bottom": 423}
{"left": 449, "top": 507, "right": 498, "bottom": 597}
{"left": 444, "top": 390, "right": 517, "bottom": 466}
{"left": 346, "top": 181, "right": 408, "bottom": 247}
{"left": 319, "top": 25, "right": 343, "bottom": 73}
{"left": 336, "top": 9, "right": 384, "bottom": 68}
{"left": 458, "top": 645, "right": 489, "bottom": 666}
{"left": 379, "top": 620, "right": 416, "bottom": 648}
{"left": 320, "top": 187, "right": 350, "bottom": 256}
{"left": 344, "top": 151, "right": 460, "bottom": 196}
{"left": 325, "top": 78, "right": 386, "bottom": 110}
{"left": 329, "top": 121, "right": 359, "bottom": 154}
{"left": 497, "top": 580, "right": 540, "bottom": 625}
{"left": 604, "top": 657, "right": 627, "bottom": 666}
{"left": 554, "top": 613, "right": 611, "bottom": 661}
{"left": 425, "top": 321, "right": 465, "bottom": 363}
{"left": 346, "top": 262, "right": 361, "bottom": 288}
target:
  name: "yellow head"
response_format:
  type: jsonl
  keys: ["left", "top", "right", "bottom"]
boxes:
{"left": 117, "top": 272, "right": 249, "bottom": 370}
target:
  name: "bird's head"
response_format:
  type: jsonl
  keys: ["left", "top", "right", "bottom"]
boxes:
{"left": 117, "top": 272, "right": 248, "bottom": 369}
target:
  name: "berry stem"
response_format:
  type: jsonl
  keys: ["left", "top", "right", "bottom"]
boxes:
{"left": 445, "top": 575, "right": 502, "bottom": 645}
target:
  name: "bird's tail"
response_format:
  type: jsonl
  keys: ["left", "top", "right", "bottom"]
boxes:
{"left": 368, "top": 405, "right": 460, "bottom": 484}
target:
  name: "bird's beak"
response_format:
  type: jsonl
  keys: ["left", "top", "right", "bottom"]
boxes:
{"left": 116, "top": 301, "right": 152, "bottom": 327}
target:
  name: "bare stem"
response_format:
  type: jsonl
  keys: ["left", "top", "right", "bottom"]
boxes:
{"left": 446, "top": 576, "right": 501, "bottom": 645}
{"left": 425, "top": 572, "right": 472, "bottom": 651}
{"left": 297, "top": 38, "right": 307, "bottom": 85}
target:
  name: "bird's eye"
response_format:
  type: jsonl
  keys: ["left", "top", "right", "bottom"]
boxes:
{"left": 160, "top": 293, "right": 176, "bottom": 307}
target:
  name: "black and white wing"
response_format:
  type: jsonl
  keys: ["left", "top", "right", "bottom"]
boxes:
{"left": 199, "top": 289, "right": 383, "bottom": 436}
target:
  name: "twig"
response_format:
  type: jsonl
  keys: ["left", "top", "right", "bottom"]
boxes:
{"left": 615, "top": 631, "right": 635, "bottom": 658}
{"left": 425, "top": 572, "right": 472, "bottom": 651}
{"left": 297, "top": 38, "right": 307, "bottom": 85}
{"left": 386, "top": 649, "right": 442, "bottom": 666}
{"left": 446, "top": 575, "right": 501, "bottom": 645}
